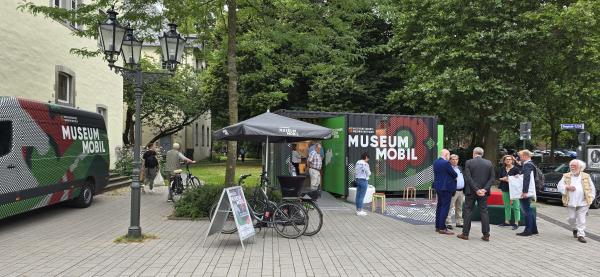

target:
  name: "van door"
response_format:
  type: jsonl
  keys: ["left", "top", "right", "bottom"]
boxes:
{"left": 0, "top": 121, "right": 15, "bottom": 193}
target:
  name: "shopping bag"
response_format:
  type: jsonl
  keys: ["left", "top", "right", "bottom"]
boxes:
{"left": 508, "top": 173, "right": 536, "bottom": 200}
{"left": 154, "top": 172, "right": 164, "bottom": 186}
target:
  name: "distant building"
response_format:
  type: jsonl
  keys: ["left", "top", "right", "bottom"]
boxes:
{"left": 0, "top": 0, "right": 124, "bottom": 168}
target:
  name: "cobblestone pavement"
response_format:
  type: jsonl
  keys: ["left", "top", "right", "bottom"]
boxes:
{"left": 0, "top": 186, "right": 599, "bottom": 277}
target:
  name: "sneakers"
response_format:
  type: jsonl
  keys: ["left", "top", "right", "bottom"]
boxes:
{"left": 356, "top": 210, "right": 367, "bottom": 216}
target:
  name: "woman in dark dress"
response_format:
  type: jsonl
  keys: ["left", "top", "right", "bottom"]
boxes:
{"left": 498, "top": 155, "right": 521, "bottom": 230}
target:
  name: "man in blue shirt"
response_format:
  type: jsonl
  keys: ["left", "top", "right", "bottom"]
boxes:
{"left": 433, "top": 149, "right": 458, "bottom": 235}
{"left": 446, "top": 154, "right": 465, "bottom": 230}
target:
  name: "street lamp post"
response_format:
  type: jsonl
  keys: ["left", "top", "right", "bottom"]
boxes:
{"left": 97, "top": 6, "right": 186, "bottom": 239}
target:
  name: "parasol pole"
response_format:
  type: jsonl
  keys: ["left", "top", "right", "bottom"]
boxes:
{"left": 264, "top": 136, "right": 269, "bottom": 194}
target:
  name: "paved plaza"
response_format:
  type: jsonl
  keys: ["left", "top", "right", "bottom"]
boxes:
{"left": 0, "top": 186, "right": 599, "bottom": 277}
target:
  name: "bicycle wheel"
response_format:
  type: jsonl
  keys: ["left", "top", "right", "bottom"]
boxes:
{"left": 187, "top": 176, "right": 202, "bottom": 189}
{"left": 273, "top": 202, "right": 308, "bottom": 239}
{"left": 169, "top": 180, "right": 184, "bottom": 203}
{"left": 301, "top": 200, "right": 323, "bottom": 236}
{"left": 209, "top": 202, "right": 238, "bottom": 234}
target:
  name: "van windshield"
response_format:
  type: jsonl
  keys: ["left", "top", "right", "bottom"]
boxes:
{"left": 0, "top": 121, "right": 12, "bottom": 157}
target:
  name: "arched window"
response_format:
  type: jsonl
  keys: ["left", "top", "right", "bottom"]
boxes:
{"left": 195, "top": 123, "right": 198, "bottom": 146}
{"left": 201, "top": 125, "right": 205, "bottom": 147}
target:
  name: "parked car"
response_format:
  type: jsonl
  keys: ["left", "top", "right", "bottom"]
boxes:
{"left": 537, "top": 163, "right": 600, "bottom": 209}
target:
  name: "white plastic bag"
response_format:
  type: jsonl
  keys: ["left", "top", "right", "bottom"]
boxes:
{"left": 508, "top": 173, "right": 536, "bottom": 200}
{"left": 154, "top": 172, "right": 164, "bottom": 186}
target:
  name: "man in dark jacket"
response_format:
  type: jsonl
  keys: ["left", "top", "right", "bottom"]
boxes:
{"left": 458, "top": 147, "right": 495, "bottom": 241}
{"left": 433, "top": 149, "right": 458, "bottom": 235}
{"left": 517, "top": 149, "right": 539, "bottom": 236}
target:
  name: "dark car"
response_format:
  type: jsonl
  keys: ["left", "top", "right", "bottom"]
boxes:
{"left": 537, "top": 163, "right": 600, "bottom": 209}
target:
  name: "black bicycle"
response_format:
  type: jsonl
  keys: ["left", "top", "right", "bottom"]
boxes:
{"left": 169, "top": 163, "right": 201, "bottom": 203}
{"left": 209, "top": 173, "right": 309, "bottom": 239}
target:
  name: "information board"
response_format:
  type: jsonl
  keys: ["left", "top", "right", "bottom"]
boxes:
{"left": 203, "top": 186, "right": 255, "bottom": 249}
{"left": 587, "top": 147, "right": 600, "bottom": 170}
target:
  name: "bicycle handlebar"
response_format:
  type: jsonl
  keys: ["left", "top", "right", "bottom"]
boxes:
{"left": 238, "top": 174, "right": 252, "bottom": 185}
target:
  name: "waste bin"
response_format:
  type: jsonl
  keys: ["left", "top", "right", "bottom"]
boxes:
{"left": 277, "top": 175, "right": 306, "bottom": 198}
{"left": 347, "top": 185, "right": 376, "bottom": 203}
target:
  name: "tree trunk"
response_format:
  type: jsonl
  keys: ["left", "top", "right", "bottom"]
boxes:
{"left": 225, "top": 0, "right": 238, "bottom": 186}
{"left": 550, "top": 119, "right": 558, "bottom": 164}
{"left": 483, "top": 126, "right": 499, "bottom": 164}
{"left": 123, "top": 107, "right": 134, "bottom": 145}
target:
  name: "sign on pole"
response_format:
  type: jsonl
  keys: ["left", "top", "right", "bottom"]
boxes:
{"left": 560, "top": 123, "right": 585, "bottom": 130}
{"left": 203, "top": 186, "right": 255, "bottom": 249}
{"left": 587, "top": 147, "right": 600, "bottom": 170}
{"left": 520, "top": 122, "right": 531, "bottom": 140}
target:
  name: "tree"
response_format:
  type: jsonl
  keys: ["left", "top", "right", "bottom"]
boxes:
{"left": 523, "top": 0, "right": 600, "bottom": 160}
{"left": 224, "top": 0, "right": 239, "bottom": 185}
{"left": 385, "top": 0, "right": 547, "bottom": 160}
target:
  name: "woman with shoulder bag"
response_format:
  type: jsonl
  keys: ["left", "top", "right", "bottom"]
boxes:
{"left": 142, "top": 143, "right": 160, "bottom": 193}
{"left": 355, "top": 152, "right": 371, "bottom": 216}
{"left": 498, "top": 155, "right": 521, "bottom": 230}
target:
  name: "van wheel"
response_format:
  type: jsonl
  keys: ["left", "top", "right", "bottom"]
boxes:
{"left": 72, "top": 181, "right": 94, "bottom": 208}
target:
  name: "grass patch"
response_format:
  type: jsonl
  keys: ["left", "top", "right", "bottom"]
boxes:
{"left": 188, "top": 160, "right": 263, "bottom": 186}
{"left": 114, "top": 233, "right": 158, "bottom": 243}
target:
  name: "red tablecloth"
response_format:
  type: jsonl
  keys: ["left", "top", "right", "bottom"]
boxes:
{"left": 487, "top": 191, "right": 504, "bottom": 206}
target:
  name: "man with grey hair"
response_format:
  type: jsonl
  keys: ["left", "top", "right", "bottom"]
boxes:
{"left": 446, "top": 154, "right": 465, "bottom": 229}
{"left": 165, "top": 142, "right": 196, "bottom": 201}
{"left": 517, "top": 149, "right": 539, "bottom": 236}
{"left": 433, "top": 149, "right": 458, "bottom": 235}
{"left": 458, "top": 147, "right": 495, "bottom": 241}
{"left": 557, "top": 159, "right": 596, "bottom": 243}
{"left": 308, "top": 143, "right": 323, "bottom": 190}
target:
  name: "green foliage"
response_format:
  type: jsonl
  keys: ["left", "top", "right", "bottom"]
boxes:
{"left": 173, "top": 184, "right": 226, "bottom": 219}
{"left": 173, "top": 183, "right": 282, "bottom": 219}
{"left": 125, "top": 61, "right": 210, "bottom": 143}
{"left": 114, "top": 233, "right": 158, "bottom": 243}
{"left": 114, "top": 147, "right": 133, "bottom": 176}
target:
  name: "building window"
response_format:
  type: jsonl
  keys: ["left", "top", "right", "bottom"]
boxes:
{"left": 97, "top": 105, "right": 108, "bottom": 128}
{"left": 207, "top": 127, "right": 210, "bottom": 147}
{"left": 55, "top": 66, "right": 76, "bottom": 107}
{"left": 0, "top": 121, "right": 12, "bottom": 157}
{"left": 201, "top": 125, "right": 205, "bottom": 147}
{"left": 195, "top": 123, "right": 199, "bottom": 146}
{"left": 57, "top": 73, "right": 72, "bottom": 103}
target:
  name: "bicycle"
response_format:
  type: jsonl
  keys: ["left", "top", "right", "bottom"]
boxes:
{"left": 294, "top": 196, "right": 323, "bottom": 236}
{"left": 209, "top": 173, "right": 309, "bottom": 239}
{"left": 169, "top": 163, "right": 202, "bottom": 203}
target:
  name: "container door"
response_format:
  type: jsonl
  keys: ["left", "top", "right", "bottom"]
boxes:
{"left": 320, "top": 116, "right": 346, "bottom": 195}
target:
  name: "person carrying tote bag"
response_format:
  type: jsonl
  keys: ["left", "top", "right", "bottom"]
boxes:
{"left": 354, "top": 152, "right": 371, "bottom": 216}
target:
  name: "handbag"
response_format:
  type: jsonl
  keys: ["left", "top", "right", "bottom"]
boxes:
{"left": 154, "top": 172, "right": 164, "bottom": 186}
{"left": 508, "top": 173, "right": 536, "bottom": 200}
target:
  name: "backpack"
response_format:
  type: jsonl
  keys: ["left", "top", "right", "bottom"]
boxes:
{"left": 532, "top": 163, "right": 545, "bottom": 190}
{"left": 144, "top": 152, "right": 159, "bottom": 168}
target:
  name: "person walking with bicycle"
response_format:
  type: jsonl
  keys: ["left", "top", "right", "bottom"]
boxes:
{"left": 165, "top": 143, "right": 196, "bottom": 201}
{"left": 142, "top": 142, "right": 160, "bottom": 193}
{"left": 355, "top": 152, "right": 371, "bottom": 216}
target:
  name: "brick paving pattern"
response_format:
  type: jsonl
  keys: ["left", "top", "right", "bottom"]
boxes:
{"left": 0, "top": 186, "right": 599, "bottom": 277}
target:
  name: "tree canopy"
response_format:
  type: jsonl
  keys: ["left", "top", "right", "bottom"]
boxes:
{"left": 20, "top": 0, "right": 600, "bottom": 159}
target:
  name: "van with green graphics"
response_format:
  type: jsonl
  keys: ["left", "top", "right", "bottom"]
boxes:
{"left": 0, "top": 97, "right": 110, "bottom": 220}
